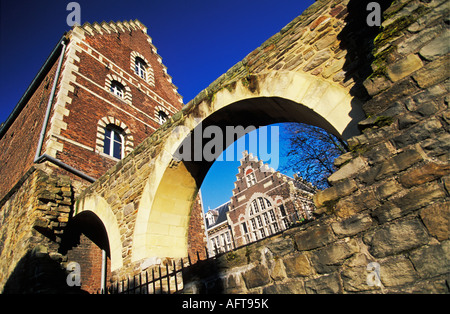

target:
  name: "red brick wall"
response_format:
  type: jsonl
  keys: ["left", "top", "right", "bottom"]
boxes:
{"left": 66, "top": 233, "right": 110, "bottom": 294}
{"left": 50, "top": 25, "right": 183, "bottom": 179}
{"left": 187, "top": 194, "right": 207, "bottom": 262}
{"left": 0, "top": 60, "right": 60, "bottom": 199}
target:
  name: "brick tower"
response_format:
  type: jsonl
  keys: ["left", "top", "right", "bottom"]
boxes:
{"left": 0, "top": 19, "right": 183, "bottom": 198}
{"left": 0, "top": 20, "right": 206, "bottom": 293}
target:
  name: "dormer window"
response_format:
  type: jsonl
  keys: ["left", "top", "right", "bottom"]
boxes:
{"left": 205, "top": 210, "right": 218, "bottom": 227}
{"left": 110, "top": 81, "right": 124, "bottom": 98}
{"left": 135, "top": 57, "right": 147, "bottom": 80}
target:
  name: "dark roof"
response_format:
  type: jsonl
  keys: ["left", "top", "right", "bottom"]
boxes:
{"left": 206, "top": 201, "right": 230, "bottom": 229}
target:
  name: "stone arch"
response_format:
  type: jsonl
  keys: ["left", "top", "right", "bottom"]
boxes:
{"left": 131, "top": 70, "right": 365, "bottom": 262}
{"left": 76, "top": 194, "right": 123, "bottom": 271}
{"left": 130, "top": 51, "right": 155, "bottom": 86}
{"left": 95, "top": 116, "right": 134, "bottom": 157}
{"left": 105, "top": 73, "right": 132, "bottom": 104}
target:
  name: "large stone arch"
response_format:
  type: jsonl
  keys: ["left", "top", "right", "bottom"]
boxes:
{"left": 69, "top": 0, "right": 449, "bottom": 291}
{"left": 131, "top": 70, "right": 364, "bottom": 261}
{"left": 76, "top": 195, "right": 124, "bottom": 271}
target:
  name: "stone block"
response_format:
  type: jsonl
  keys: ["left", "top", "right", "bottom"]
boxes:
{"left": 313, "top": 179, "right": 357, "bottom": 209}
{"left": 374, "top": 149, "right": 424, "bottom": 181}
{"left": 333, "top": 152, "right": 353, "bottom": 167}
{"left": 399, "top": 161, "right": 450, "bottom": 188}
{"left": 375, "top": 179, "right": 403, "bottom": 200}
{"left": 340, "top": 253, "right": 379, "bottom": 292}
{"left": 303, "top": 49, "right": 331, "bottom": 72}
{"left": 293, "top": 225, "right": 336, "bottom": 251}
{"left": 379, "top": 256, "right": 418, "bottom": 287}
{"left": 420, "top": 201, "right": 450, "bottom": 241}
{"left": 242, "top": 264, "right": 271, "bottom": 289}
{"left": 283, "top": 253, "right": 313, "bottom": 277}
{"left": 409, "top": 243, "right": 450, "bottom": 278}
{"left": 413, "top": 55, "right": 449, "bottom": 88}
{"left": 364, "top": 219, "right": 429, "bottom": 258}
{"left": 327, "top": 156, "right": 367, "bottom": 184}
{"left": 265, "top": 237, "right": 295, "bottom": 257}
{"left": 314, "top": 34, "right": 337, "bottom": 50}
{"left": 263, "top": 281, "right": 306, "bottom": 294}
{"left": 363, "top": 75, "right": 392, "bottom": 97}
{"left": 334, "top": 189, "right": 379, "bottom": 218}
{"left": 419, "top": 30, "right": 450, "bottom": 60}
{"left": 386, "top": 54, "right": 423, "bottom": 82}
{"left": 391, "top": 181, "right": 446, "bottom": 213}
{"left": 269, "top": 259, "right": 287, "bottom": 281}
{"left": 304, "top": 273, "right": 342, "bottom": 294}
{"left": 392, "top": 118, "right": 443, "bottom": 148}
{"left": 331, "top": 213, "right": 373, "bottom": 237}
{"left": 311, "top": 239, "right": 359, "bottom": 274}
{"left": 363, "top": 141, "right": 396, "bottom": 165}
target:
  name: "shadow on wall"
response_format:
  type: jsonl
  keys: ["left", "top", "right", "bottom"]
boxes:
{"left": 2, "top": 246, "right": 88, "bottom": 294}
{"left": 338, "top": 0, "right": 394, "bottom": 130}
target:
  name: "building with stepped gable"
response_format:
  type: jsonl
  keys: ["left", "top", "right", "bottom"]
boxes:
{"left": 205, "top": 151, "right": 316, "bottom": 256}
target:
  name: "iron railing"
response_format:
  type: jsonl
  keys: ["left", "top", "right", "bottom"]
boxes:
{"left": 100, "top": 213, "right": 313, "bottom": 294}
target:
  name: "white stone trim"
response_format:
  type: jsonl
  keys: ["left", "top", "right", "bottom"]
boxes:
{"left": 130, "top": 51, "right": 155, "bottom": 87}
{"left": 95, "top": 117, "right": 134, "bottom": 157}
{"left": 105, "top": 73, "right": 132, "bottom": 104}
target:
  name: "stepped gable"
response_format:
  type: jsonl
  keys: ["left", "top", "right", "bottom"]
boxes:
{"left": 70, "top": 19, "right": 182, "bottom": 102}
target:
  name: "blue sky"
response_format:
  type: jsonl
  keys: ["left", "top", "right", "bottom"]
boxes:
{"left": 0, "top": 0, "right": 314, "bottom": 210}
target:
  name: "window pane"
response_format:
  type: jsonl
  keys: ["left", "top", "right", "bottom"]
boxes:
{"left": 103, "top": 138, "right": 111, "bottom": 155}
{"left": 113, "top": 140, "right": 122, "bottom": 159}
{"left": 259, "top": 197, "right": 266, "bottom": 210}
{"left": 103, "top": 129, "right": 111, "bottom": 154}
{"left": 242, "top": 223, "right": 248, "bottom": 234}
{"left": 279, "top": 204, "right": 287, "bottom": 217}
{"left": 257, "top": 216, "right": 263, "bottom": 228}
{"left": 252, "top": 200, "right": 259, "bottom": 213}
{"left": 113, "top": 131, "right": 122, "bottom": 143}
{"left": 263, "top": 213, "right": 270, "bottom": 224}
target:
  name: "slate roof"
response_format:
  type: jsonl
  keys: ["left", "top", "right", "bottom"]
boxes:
{"left": 206, "top": 201, "right": 230, "bottom": 229}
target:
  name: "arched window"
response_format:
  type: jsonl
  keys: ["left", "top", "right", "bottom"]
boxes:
{"left": 103, "top": 125, "right": 124, "bottom": 159}
{"left": 110, "top": 81, "right": 124, "bottom": 98}
{"left": 135, "top": 57, "right": 147, "bottom": 80}
{"left": 245, "top": 196, "right": 280, "bottom": 243}
{"left": 157, "top": 110, "right": 168, "bottom": 125}
{"left": 245, "top": 168, "right": 257, "bottom": 187}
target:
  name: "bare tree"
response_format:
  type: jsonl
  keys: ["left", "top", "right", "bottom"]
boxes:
{"left": 280, "top": 123, "right": 348, "bottom": 189}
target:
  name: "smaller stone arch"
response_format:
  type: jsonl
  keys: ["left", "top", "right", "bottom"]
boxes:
{"left": 154, "top": 105, "right": 170, "bottom": 125}
{"left": 105, "top": 74, "right": 132, "bottom": 104}
{"left": 75, "top": 195, "right": 124, "bottom": 271}
{"left": 95, "top": 116, "right": 134, "bottom": 157}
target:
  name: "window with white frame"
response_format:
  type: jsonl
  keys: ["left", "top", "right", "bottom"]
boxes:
{"left": 110, "top": 80, "right": 124, "bottom": 98}
{"left": 158, "top": 110, "right": 168, "bottom": 125}
{"left": 103, "top": 125, "right": 124, "bottom": 159}
{"left": 135, "top": 57, "right": 147, "bottom": 80}
{"left": 244, "top": 196, "right": 292, "bottom": 243}
{"left": 245, "top": 169, "right": 257, "bottom": 187}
